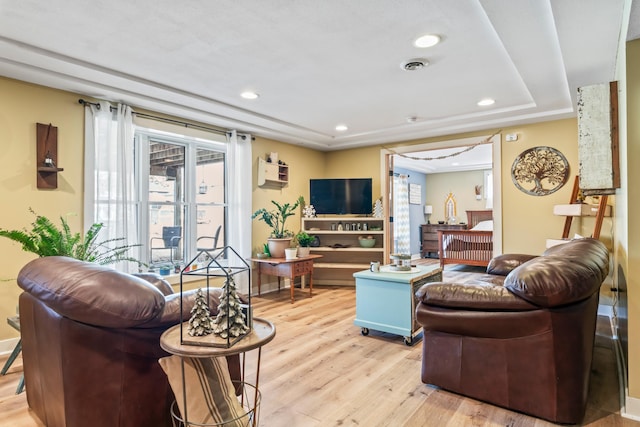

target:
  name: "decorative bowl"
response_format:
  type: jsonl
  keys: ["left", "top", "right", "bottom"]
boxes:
{"left": 358, "top": 237, "right": 376, "bottom": 248}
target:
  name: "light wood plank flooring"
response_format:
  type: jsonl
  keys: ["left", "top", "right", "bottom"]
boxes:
{"left": 0, "top": 282, "right": 638, "bottom": 426}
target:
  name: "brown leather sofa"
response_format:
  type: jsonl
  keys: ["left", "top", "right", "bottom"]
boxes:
{"left": 415, "top": 238, "right": 609, "bottom": 424}
{"left": 17, "top": 256, "right": 240, "bottom": 427}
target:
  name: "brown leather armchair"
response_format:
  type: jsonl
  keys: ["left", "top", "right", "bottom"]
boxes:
{"left": 17, "top": 256, "right": 240, "bottom": 427}
{"left": 415, "top": 238, "right": 610, "bottom": 424}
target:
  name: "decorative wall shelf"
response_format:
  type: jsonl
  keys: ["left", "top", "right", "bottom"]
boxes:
{"left": 547, "top": 176, "right": 610, "bottom": 247}
{"left": 257, "top": 157, "right": 288, "bottom": 187}
{"left": 553, "top": 204, "right": 611, "bottom": 217}
{"left": 36, "top": 123, "right": 64, "bottom": 189}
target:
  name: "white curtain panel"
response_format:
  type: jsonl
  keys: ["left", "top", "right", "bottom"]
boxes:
{"left": 393, "top": 175, "right": 411, "bottom": 254}
{"left": 83, "top": 101, "right": 139, "bottom": 272}
{"left": 227, "top": 130, "right": 252, "bottom": 294}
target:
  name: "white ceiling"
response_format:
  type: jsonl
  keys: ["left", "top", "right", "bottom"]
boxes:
{"left": 0, "top": 0, "right": 635, "bottom": 154}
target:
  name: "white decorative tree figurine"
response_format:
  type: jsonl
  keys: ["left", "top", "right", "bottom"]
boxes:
{"left": 373, "top": 197, "right": 384, "bottom": 218}
{"left": 212, "top": 274, "right": 249, "bottom": 339}
{"left": 187, "top": 288, "right": 214, "bottom": 337}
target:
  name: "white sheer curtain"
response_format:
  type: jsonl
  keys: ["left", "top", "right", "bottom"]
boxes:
{"left": 393, "top": 175, "right": 410, "bottom": 254}
{"left": 83, "top": 101, "right": 139, "bottom": 272}
{"left": 227, "top": 130, "right": 252, "bottom": 293}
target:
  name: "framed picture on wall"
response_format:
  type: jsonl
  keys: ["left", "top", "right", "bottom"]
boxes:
{"left": 409, "top": 183, "right": 421, "bottom": 204}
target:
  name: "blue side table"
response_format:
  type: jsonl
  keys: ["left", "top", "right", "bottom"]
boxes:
{"left": 353, "top": 264, "right": 442, "bottom": 345}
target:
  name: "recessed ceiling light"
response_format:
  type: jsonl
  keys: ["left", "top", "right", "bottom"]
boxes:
{"left": 414, "top": 34, "right": 441, "bottom": 48}
{"left": 477, "top": 98, "right": 495, "bottom": 106}
{"left": 240, "top": 91, "right": 259, "bottom": 100}
{"left": 452, "top": 162, "right": 460, "bottom": 166}
{"left": 335, "top": 124, "right": 348, "bottom": 132}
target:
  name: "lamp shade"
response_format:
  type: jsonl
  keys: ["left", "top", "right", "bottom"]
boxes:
{"left": 424, "top": 205, "right": 433, "bottom": 214}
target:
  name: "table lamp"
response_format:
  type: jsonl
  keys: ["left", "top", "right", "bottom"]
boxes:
{"left": 424, "top": 205, "right": 433, "bottom": 224}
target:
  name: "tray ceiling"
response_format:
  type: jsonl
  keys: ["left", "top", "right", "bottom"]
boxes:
{"left": 0, "top": 0, "right": 634, "bottom": 151}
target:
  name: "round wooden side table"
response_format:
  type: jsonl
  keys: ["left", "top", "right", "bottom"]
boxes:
{"left": 160, "top": 318, "right": 275, "bottom": 427}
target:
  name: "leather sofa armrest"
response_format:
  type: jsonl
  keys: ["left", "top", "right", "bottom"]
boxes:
{"left": 18, "top": 256, "right": 166, "bottom": 328}
{"left": 486, "top": 254, "right": 538, "bottom": 276}
{"left": 504, "top": 256, "right": 605, "bottom": 307}
{"left": 416, "top": 281, "right": 538, "bottom": 311}
{"left": 140, "top": 288, "right": 224, "bottom": 329}
{"left": 134, "top": 273, "right": 174, "bottom": 295}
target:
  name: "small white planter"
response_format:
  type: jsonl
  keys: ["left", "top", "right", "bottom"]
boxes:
{"left": 297, "top": 246, "right": 311, "bottom": 257}
{"left": 284, "top": 248, "right": 298, "bottom": 260}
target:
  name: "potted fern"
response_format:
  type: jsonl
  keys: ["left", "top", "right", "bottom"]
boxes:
{"left": 252, "top": 196, "right": 304, "bottom": 258}
{"left": 0, "top": 209, "right": 144, "bottom": 268}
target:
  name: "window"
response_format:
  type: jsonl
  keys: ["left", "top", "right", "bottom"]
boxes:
{"left": 137, "top": 129, "right": 227, "bottom": 268}
{"left": 484, "top": 169, "right": 493, "bottom": 209}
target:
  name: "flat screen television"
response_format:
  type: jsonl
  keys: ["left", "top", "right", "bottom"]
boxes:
{"left": 310, "top": 178, "right": 372, "bottom": 215}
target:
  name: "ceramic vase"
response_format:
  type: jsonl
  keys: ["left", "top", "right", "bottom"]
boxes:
{"left": 297, "top": 246, "right": 311, "bottom": 257}
{"left": 267, "top": 238, "right": 292, "bottom": 258}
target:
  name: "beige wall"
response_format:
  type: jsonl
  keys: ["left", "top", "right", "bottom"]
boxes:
{"left": 325, "top": 146, "right": 384, "bottom": 200}
{"left": 425, "top": 170, "right": 488, "bottom": 224}
{"left": 250, "top": 137, "right": 326, "bottom": 255}
{"left": 255, "top": 119, "right": 596, "bottom": 257}
{"left": 625, "top": 38, "right": 640, "bottom": 399}
{"left": 500, "top": 119, "right": 584, "bottom": 254}
{"left": 0, "top": 77, "right": 85, "bottom": 340}
{"left": 314, "top": 121, "right": 600, "bottom": 256}
{"left": 373, "top": 120, "right": 591, "bottom": 255}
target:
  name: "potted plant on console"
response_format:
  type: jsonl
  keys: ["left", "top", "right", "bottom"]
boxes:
{"left": 295, "top": 231, "right": 314, "bottom": 257}
{"left": 252, "top": 196, "right": 303, "bottom": 258}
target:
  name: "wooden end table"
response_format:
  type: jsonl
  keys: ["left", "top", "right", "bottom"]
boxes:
{"left": 251, "top": 254, "right": 322, "bottom": 303}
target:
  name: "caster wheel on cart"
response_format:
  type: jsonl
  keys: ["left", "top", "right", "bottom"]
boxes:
{"left": 361, "top": 328, "right": 369, "bottom": 336}
{"left": 404, "top": 336, "right": 413, "bottom": 346}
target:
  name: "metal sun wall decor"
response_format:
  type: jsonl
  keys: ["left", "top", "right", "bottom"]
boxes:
{"left": 511, "top": 146, "right": 569, "bottom": 196}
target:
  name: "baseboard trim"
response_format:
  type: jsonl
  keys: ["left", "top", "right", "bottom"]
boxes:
{"left": 0, "top": 337, "right": 19, "bottom": 356}
{"left": 623, "top": 395, "right": 640, "bottom": 421}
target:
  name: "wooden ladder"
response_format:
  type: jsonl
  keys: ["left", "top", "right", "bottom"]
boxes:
{"left": 562, "top": 176, "right": 608, "bottom": 240}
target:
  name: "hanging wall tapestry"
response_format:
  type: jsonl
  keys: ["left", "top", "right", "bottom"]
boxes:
{"left": 511, "top": 146, "right": 569, "bottom": 196}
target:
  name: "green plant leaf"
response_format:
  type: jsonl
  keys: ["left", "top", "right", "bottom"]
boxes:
{"left": 0, "top": 209, "right": 144, "bottom": 268}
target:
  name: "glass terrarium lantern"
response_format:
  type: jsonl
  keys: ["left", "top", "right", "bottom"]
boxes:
{"left": 179, "top": 245, "right": 252, "bottom": 348}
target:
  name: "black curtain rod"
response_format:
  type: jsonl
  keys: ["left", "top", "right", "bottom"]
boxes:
{"left": 78, "top": 98, "right": 230, "bottom": 136}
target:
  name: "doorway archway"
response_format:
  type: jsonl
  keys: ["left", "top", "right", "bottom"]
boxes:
{"left": 380, "top": 133, "right": 502, "bottom": 263}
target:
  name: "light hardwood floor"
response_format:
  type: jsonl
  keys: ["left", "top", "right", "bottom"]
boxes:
{"left": 1, "top": 283, "right": 638, "bottom": 426}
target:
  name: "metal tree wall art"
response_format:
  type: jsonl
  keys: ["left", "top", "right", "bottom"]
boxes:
{"left": 212, "top": 274, "right": 249, "bottom": 339}
{"left": 511, "top": 146, "right": 569, "bottom": 196}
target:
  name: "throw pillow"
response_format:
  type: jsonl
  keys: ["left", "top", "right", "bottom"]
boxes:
{"left": 159, "top": 355, "right": 247, "bottom": 427}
